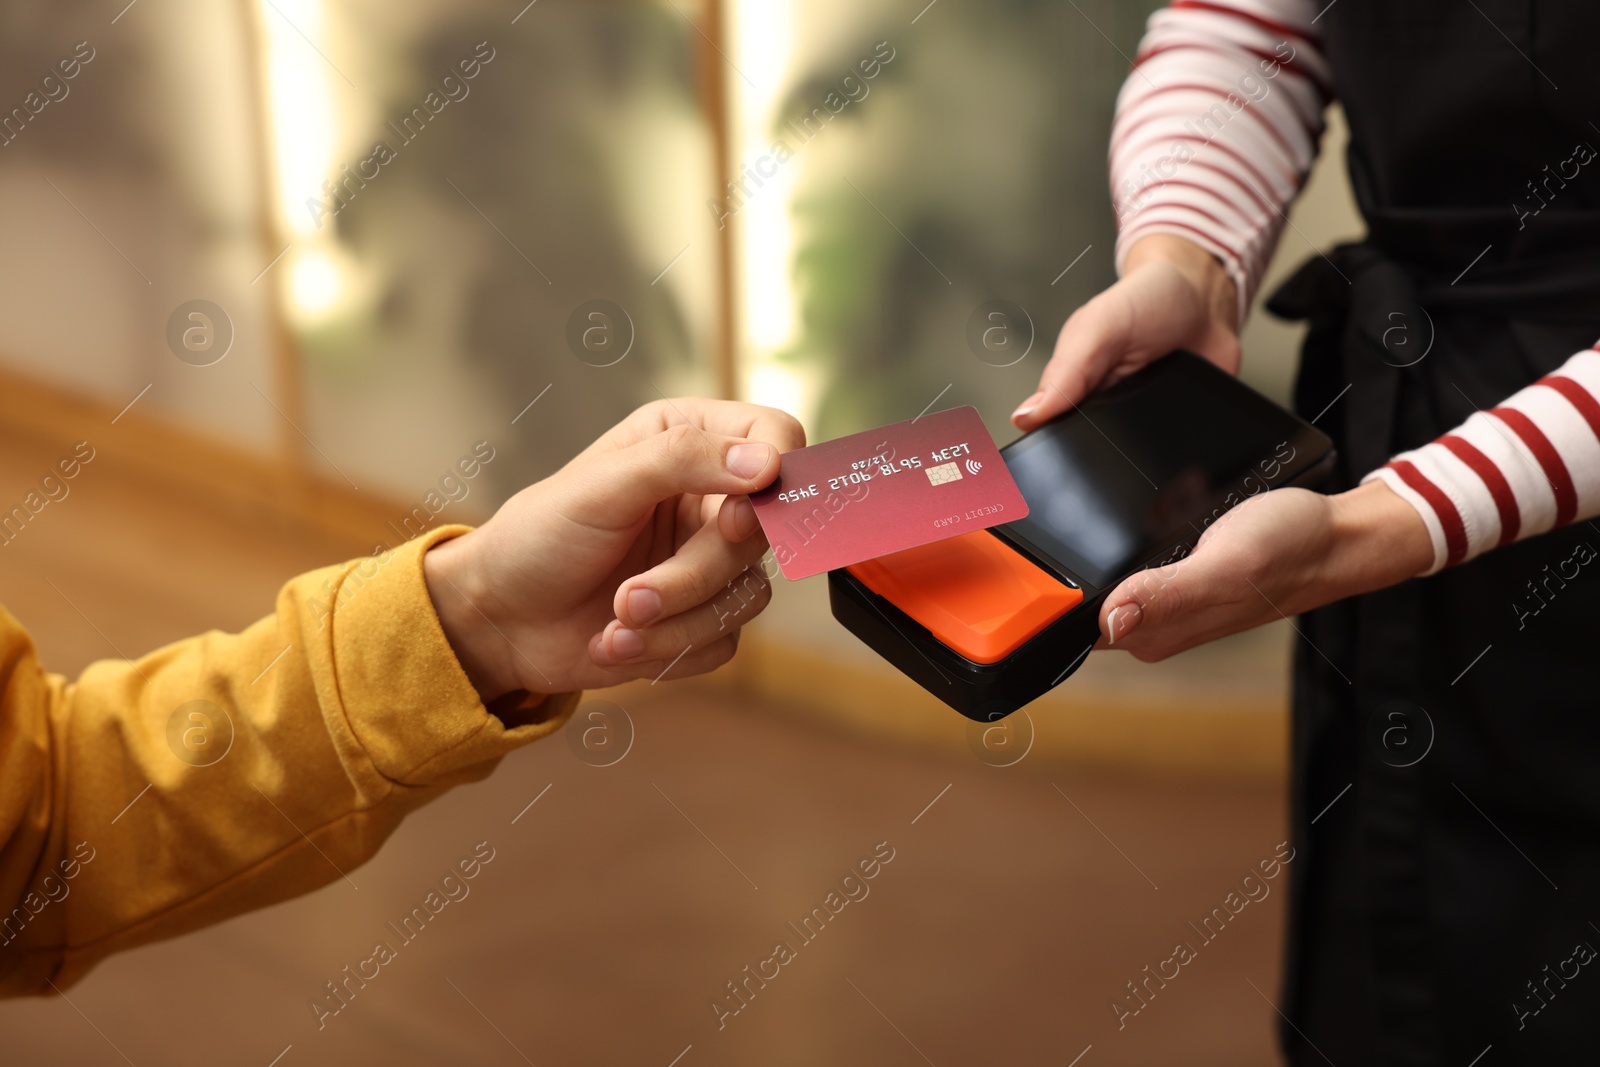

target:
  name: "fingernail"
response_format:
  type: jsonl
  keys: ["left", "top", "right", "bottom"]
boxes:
{"left": 611, "top": 627, "right": 645, "bottom": 661}
{"left": 728, "top": 496, "right": 758, "bottom": 540}
{"left": 1010, "top": 391, "right": 1044, "bottom": 423}
{"left": 627, "top": 588, "right": 662, "bottom": 626}
{"left": 726, "top": 442, "right": 771, "bottom": 478}
{"left": 1107, "top": 603, "right": 1143, "bottom": 645}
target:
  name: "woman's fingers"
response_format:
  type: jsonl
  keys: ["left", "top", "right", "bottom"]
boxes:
{"left": 1092, "top": 490, "right": 1334, "bottom": 661}
{"left": 1093, "top": 552, "right": 1244, "bottom": 661}
{"left": 1012, "top": 287, "right": 1136, "bottom": 428}
{"left": 1012, "top": 238, "right": 1242, "bottom": 432}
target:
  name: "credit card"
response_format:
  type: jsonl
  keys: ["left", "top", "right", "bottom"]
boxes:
{"left": 751, "top": 406, "right": 1029, "bottom": 580}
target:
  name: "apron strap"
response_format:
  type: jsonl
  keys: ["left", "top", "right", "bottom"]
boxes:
{"left": 1269, "top": 244, "right": 1442, "bottom": 1065}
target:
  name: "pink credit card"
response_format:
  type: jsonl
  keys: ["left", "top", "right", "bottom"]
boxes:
{"left": 751, "top": 406, "right": 1029, "bottom": 581}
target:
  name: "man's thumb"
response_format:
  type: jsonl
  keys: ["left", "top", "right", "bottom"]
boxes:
{"left": 565, "top": 424, "right": 777, "bottom": 530}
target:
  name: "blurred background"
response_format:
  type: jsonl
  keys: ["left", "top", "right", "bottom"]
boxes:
{"left": 0, "top": 0, "right": 1362, "bottom": 1063}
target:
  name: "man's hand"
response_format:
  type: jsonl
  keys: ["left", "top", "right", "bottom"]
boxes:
{"left": 1096, "top": 482, "right": 1436, "bottom": 661}
{"left": 422, "top": 398, "right": 806, "bottom": 699}
{"left": 1011, "top": 234, "right": 1241, "bottom": 429}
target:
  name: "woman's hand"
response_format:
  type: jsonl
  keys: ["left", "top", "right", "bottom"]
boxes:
{"left": 1098, "top": 481, "right": 1436, "bottom": 661}
{"left": 422, "top": 398, "right": 806, "bottom": 699}
{"left": 1011, "top": 234, "right": 1241, "bottom": 429}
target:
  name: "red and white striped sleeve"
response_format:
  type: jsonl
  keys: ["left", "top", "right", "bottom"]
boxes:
{"left": 1363, "top": 348, "right": 1600, "bottom": 574}
{"left": 1109, "top": 0, "right": 1332, "bottom": 324}
{"left": 1108, "top": 3, "right": 1600, "bottom": 574}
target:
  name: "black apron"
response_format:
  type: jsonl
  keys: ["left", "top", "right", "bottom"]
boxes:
{"left": 1264, "top": 3, "right": 1600, "bottom": 1063}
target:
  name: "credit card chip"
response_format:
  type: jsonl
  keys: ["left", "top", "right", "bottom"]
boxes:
{"left": 926, "top": 461, "right": 963, "bottom": 486}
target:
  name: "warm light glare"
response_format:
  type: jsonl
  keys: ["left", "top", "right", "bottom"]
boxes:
{"left": 288, "top": 247, "right": 344, "bottom": 321}
{"left": 259, "top": 0, "right": 336, "bottom": 238}
{"left": 747, "top": 363, "right": 818, "bottom": 423}
{"left": 731, "top": 1, "right": 799, "bottom": 403}
{"left": 256, "top": 0, "right": 356, "bottom": 327}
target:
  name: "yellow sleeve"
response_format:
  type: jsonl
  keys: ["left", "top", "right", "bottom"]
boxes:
{"left": 0, "top": 524, "right": 579, "bottom": 996}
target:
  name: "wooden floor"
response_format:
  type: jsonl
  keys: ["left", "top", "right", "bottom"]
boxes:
{"left": 0, "top": 416, "right": 1290, "bottom": 1065}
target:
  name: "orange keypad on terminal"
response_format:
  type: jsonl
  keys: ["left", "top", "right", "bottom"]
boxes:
{"left": 845, "top": 531, "right": 1083, "bottom": 664}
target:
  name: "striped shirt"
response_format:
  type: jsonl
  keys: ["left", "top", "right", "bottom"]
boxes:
{"left": 1110, "top": 0, "right": 1600, "bottom": 574}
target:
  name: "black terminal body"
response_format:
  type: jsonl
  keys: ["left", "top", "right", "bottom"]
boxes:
{"left": 828, "top": 350, "right": 1336, "bottom": 721}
